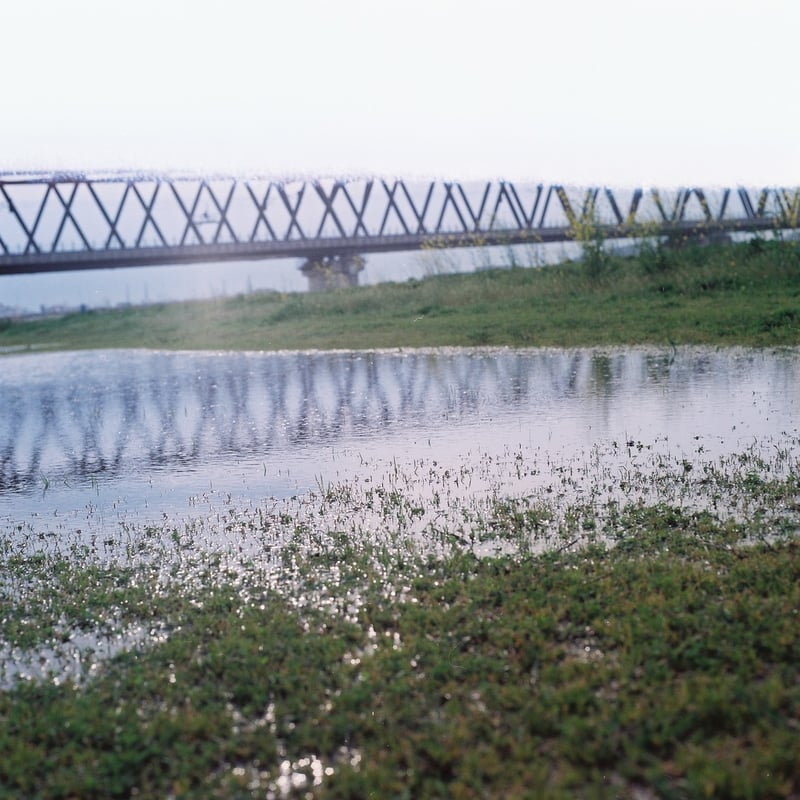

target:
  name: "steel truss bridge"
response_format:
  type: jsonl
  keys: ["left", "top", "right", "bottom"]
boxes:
{"left": 1, "top": 172, "right": 798, "bottom": 284}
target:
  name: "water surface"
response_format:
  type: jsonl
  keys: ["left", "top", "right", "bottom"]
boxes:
{"left": 1, "top": 346, "right": 798, "bottom": 538}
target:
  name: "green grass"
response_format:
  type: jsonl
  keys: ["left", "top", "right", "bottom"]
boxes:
{"left": 2, "top": 237, "right": 799, "bottom": 352}
{"left": 1, "top": 440, "right": 799, "bottom": 798}
{"left": 1, "top": 505, "right": 798, "bottom": 798}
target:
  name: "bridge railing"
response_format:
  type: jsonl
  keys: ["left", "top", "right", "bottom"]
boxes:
{"left": 0, "top": 173, "right": 798, "bottom": 274}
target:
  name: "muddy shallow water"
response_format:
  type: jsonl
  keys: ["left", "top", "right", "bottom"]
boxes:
{"left": 2, "top": 345, "right": 799, "bottom": 688}
{"left": 1, "top": 345, "right": 798, "bottom": 540}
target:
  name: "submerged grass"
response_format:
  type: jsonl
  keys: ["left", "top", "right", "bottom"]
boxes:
{"left": 1, "top": 238, "right": 799, "bottom": 352}
{"left": 0, "top": 510, "right": 798, "bottom": 798}
{"left": 1, "top": 441, "right": 799, "bottom": 798}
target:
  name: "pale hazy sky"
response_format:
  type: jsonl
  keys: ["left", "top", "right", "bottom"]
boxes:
{"left": 2, "top": 0, "right": 799, "bottom": 187}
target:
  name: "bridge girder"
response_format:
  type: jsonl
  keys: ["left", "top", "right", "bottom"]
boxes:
{"left": 0, "top": 174, "right": 797, "bottom": 276}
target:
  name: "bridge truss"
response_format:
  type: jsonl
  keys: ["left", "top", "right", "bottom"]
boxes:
{"left": 0, "top": 172, "right": 798, "bottom": 276}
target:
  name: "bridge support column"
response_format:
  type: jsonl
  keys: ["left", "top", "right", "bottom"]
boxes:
{"left": 300, "top": 254, "right": 365, "bottom": 292}
{"left": 665, "top": 230, "right": 733, "bottom": 249}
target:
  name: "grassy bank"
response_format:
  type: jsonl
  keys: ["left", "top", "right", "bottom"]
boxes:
{"left": 1, "top": 237, "right": 799, "bottom": 353}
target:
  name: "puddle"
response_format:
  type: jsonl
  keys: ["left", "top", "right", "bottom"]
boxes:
{"left": 1, "top": 345, "right": 798, "bottom": 542}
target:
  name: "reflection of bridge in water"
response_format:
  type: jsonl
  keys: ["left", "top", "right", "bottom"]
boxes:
{"left": 1, "top": 173, "right": 798, "bottom": 288}
{"left": 3, "top": 347, "right": 798, "bottom": 496}
{"left": 0, "top": 348, "right": 665, "bottom": 492}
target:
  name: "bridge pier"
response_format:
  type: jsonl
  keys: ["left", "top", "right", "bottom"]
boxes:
{"left": 300, "top": 254, "right": 365, "bottom": 291}
{"left": 663, "top": 229, "right": 733, "bottom": 248}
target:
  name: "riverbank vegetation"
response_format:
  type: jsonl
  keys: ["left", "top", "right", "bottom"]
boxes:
{"left": 1, "top": 441, "right": 799, "bottom": 798}
{"left": 1, "top": 236, "right": 799, "bottom": 353}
